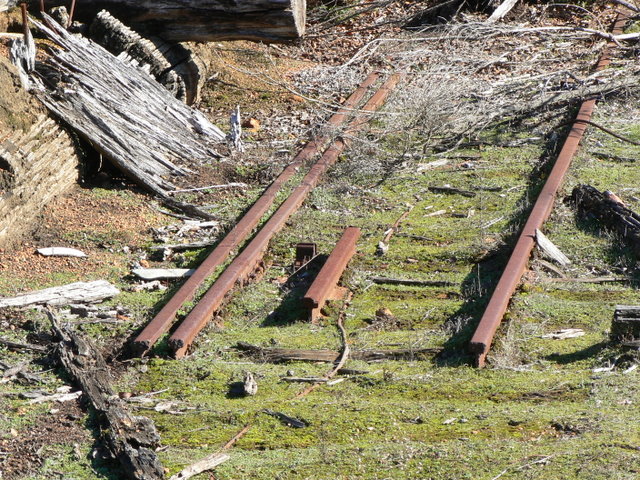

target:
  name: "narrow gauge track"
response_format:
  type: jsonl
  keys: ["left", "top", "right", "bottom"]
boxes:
{"left": 132, "top": 72, "right": 401, "bottom": 356}
{"left": 469, "top": 11, "right": 630, "bottom": 367}
{"left": 169, "top": 75, "right": 400, "bottom": 358}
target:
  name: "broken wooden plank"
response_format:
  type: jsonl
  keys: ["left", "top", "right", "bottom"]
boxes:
{"left": 535, "top": 229, "right": 570, "bottom": 266}
{"left": 37, "top": 247, "right": 87, "bottom": 258}
{"left": 29, "top": 15, "right": 225, "bottom": 219}
{"left": 0, "top": 280, "right": 119, "bottom": 308}
{"left": 50, "top": 314, "right": 164, "bottom": 480}
{"left": 132, "top": 268, "right": 195, "bottom": 281}
{"left": 168, "top": 453, "right": 230, "bottom": 480}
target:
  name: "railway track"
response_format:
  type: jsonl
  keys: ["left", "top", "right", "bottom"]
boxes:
{"left": 133, "top": 72, "right": 401, "bottom": 357}
{"left": 469, "top": 11, "right": 630, "bottom": 367}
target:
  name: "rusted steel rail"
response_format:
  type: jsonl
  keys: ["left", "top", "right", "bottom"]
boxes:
{"left": 303, "top": 226, "right": 360, "bottom": 322}
{"left": 168, "top": 74, "right": 401, "bottom": 358}
{"left": 131, "top": 72, "right": 380, "bottom": 354}
{"left": 469, "top": 13, "right": 629, "bottom": 368}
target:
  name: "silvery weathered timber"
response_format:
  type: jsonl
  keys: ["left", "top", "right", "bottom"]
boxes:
{"left": 30, "top": 15, "right": 225, "bottom": 218}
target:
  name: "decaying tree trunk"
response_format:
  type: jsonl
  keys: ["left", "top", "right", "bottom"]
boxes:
{"left": 31, "top": 15, "right": 225, "bottom": 219}
{"left": 571, "top": 184, "right": 640, "bottom": 257}
{"left": 0, "top": 115, "right": 79, "bottom": 246}
{"left": 2, "top": 0, "right": 306, "bottom": 43}
{"left": 51, "top": 317, "right": 165, "bottom": 480}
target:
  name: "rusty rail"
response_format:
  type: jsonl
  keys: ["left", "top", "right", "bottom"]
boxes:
{"left": 131, "top": 72, "right": 380, "bottom": 354}
{"left": 303, "top": 227, "right": 360, "bottom": 322}
{"left": 469, "top": 13, "right": 629, "bottom": 368}
{"left": 168, "top": 74, "right": 401, "bottom": 358}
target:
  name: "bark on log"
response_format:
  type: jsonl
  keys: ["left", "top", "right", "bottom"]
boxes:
{"left": 51, "top": 318, "right": 164, "bottom": 480}
{"left": 571, "top": 184, "right": 640, "bottom": 257}
{"left": 4, "top": 0, "right": 306, "bottom": 43}
{"left": 30, "top": 15, "right": 225, "bottom": 219}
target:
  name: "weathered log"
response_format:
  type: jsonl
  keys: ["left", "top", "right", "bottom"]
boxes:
{"left": 51, "top": 316, "right": 164, "bottom": 480}
{"left": 571, "top": 184, "right": 640, "bottom": 257}
{"left": 30, "top": 15, "right": 225, "bottom": 219}
{"left": 3, "top": 0, "right": 306, "bottom": 43}
{"left": 0, "top": 280, "right": 119, "bottom": 308}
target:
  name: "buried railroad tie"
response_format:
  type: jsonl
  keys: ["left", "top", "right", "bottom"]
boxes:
{"left": 131, "top": 72, "right": 381, "bottom": 354}
{"left": 468, "top": 12, "right": 630, "bottom": 367}
{"left": 167, "top": 74, "right": 402, "bottom": 358}
{"left": 302, "top": 226, "right": 361, "bottom": 322}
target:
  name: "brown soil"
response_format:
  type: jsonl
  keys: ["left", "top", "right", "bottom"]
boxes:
{"left": 0, "top": 399, "right": 90, "bottom": 479}
{"left": 0, "top": 185, "right": 166, "bottom": 295}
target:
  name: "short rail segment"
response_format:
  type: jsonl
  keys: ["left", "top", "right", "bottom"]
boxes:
{"left": 303, "top": 226, "right": 361, "bottom": 321}
{"left": 167, "top": 74, "right": 401, "bottom": 358}
{"left": 469, "top": 13, "right": 629, "bottom": 367}
{"left": 132, "top": 72, "right": 380, "bottom": 354}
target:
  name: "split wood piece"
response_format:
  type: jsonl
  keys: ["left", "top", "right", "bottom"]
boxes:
{"left": 486, "top": 0, "right": 518, "bottom": 23}
{"left": 6, "top": 0, "right": 305, "bottom": 43}
{"left": 302, "top": 227, "right": 360, "bottom": 322}
{"left": 572, "top": 184, "right": 640, "bottom": 257}
{"left": 370, "top": 276, "right": 456, "bottom": 287}
{"left": 130, "top": 72, "right": 384, "bottom": 354}
{"left": 535, "top": 229, "right": 570, "bottom": 266}
{"left": 37, "top": 247, "right": 87, "bottom": 258}
{"left": 132, "top": 268, "right": 195, "bottom": 281}
{"left": 235, "top": 342, "right": 441, "bottom": 363}
{"left": 168, "top": 75, "right": 401, "bottom": 358}
{"left": 611, "top": 305, "right": 640, "bottom": 342}
{"left": 468, "top": 12, "right": 629, "bottom": 368}
{"left": 30, "top": 15, "right": 224, "bottom": 219}
{"left": 50, "top": 315, "right": 164, "bottom": 480}
{"left": 0, "top": 114, "right": 79, "bottom": 248}
{"left": 169, "top": 453, "right": 230, "bottom": 480}
{"left": 0, "top": 280, "right": 119, "bottom": 308}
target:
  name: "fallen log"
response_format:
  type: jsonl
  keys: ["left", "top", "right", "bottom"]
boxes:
{"left": 0, "top": 280, "right": 119, "bottom": 308}
{"left": 571, "top": 184, "right": 640, "bottom": 257}
{"left": 235, "top": 342, "right": 441, "bottom": 363}
{"left": 5, "top": 0, "right": 305, "bottom": 43}
{"left": 50, "top": 315, "right": 165, "bottom": 480}
{"left": 30, "top": 15, "right": 225, "bottom": 219}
